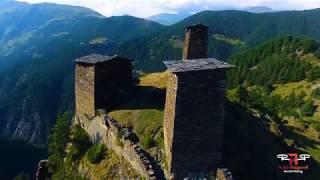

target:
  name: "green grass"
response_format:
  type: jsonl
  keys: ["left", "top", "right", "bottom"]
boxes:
{"left": 108, "top": 109, "right": 164, "bottom": 150}
{"left": 213, "top": 34, "right": 245, "bottom": 47}
{"left": 139, "top": 71, "right": 169, "bottom": 89}
{"left": 272, "top": 80, "right": 312, "bottom": 98}
{"left": 80, "top": 149, "right": 140, "bottom": 179}
{"left": 302, "top": 53, "right": 320, "bottom": 67}
{"left": 272, "top": 81, "right": 320, "bottom": 163}
{"left": 233, "top": 82, "right": 320, "bottom": 166}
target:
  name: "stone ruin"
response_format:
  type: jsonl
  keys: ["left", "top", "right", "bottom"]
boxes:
{"left": 75, "top": 112, "right": 164, "bottom": 179}
{"left": 75, "top": 54, "right": 133, "bottom": 118}
{"left": 163, "top": 24, "right": 233, "bottom": 179}
{"left": 74, "top": 24, "right": 233, "bottom": 180}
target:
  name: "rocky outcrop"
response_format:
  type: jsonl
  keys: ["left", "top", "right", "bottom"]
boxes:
{"left": 216, "top": 168, "right": 233, "bottom": 180}
{"left": 75, "top": 113, "right": 165, "bottom": 179}
{"left": 1, "top": 111, "right": 46, "bottom": 144}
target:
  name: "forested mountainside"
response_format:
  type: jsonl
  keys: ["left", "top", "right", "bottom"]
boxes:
{"left": 118, "top": 9, "right": 320, "bottom": 72}
{"left": 1, "top": 1, "right": 320, "bottom": 179}
{"left": 226, "top": 37, "right": 320, "bottom": 179}
{"left": 2, "top": 1, "right": 320, "bottom": 147}
{"left": 0, "top": 1, "right": 163, "bottom": 144}
{"left": 0, "top": 1, "right": 163, "bottom": 67}
{"left": 0, "top": 137, "right": 46, "bottom": 179}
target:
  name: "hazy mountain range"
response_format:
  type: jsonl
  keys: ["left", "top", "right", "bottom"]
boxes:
{"left": 1, "top": 0, "right": 320, "bottom": 145}
{"left": 147, "top": 6, "right": 274, "bottom": 25}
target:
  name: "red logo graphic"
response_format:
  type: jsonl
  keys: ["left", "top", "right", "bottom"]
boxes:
{"left": 277, "top": 153, "right": 310, "bottom": 174}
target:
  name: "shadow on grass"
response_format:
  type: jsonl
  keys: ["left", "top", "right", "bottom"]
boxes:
{"left": 111, "top": 86, "right": 165, "bottom": 112}
{"left": 221, "top": 102, "right": 320, "bottom": 180}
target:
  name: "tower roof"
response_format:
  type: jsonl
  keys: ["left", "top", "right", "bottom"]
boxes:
{"left": 75, "top": 54, "right": 132, "bottom": 64}
{"left": 163, "top": 58, "right": 234, "bottom": 73}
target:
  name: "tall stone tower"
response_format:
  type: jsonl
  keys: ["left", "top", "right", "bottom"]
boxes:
{"left": 182, "top": 24, "right": 208, "bottom": 60}
{"left": 75, "top": 54, "right": 133, "bottom": 118}
{"left": 163, "top": 24, "right": 233, "bottom": 179}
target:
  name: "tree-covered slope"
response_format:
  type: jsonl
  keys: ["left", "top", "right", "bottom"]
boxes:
{"left": 0, "top": 137, "right": 47, "bottom": 180}
{"left": 0, "top": 1, "right": 163, "bottom": 68}
{"left": 226, "top": 37, "right": 320, "bottom": 179}
{"left": 118, "top": 9, "right": 320, "bottom": 72}
{"left": 3, "top": 2, "right": 320, "bottom": 146}
{"left": 0, "top": 1, "right": 163, "bottom": 144}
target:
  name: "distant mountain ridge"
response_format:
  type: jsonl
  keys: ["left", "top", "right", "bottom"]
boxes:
{"left": 1, "top": 1, "right": 320, "bottom": 178}
{"left": 119, "top": 9, "right": 320, "bottom": 72}
{"left": 2, "top": 1, "right": 320, "bottom": 145}
{"left": 0, "top": 0, "right": 163, "bottom": 144}
{"left": 147, "top": 6, "right": 275, "bottom": 25}
{"left": 147, "top": 12, "right": 192, "bottom": 25}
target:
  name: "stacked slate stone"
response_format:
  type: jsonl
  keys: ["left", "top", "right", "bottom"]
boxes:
{"left": 104, "top": 115, "right": 160, "bottom": 179}
{"left": 133, "top": 145, "right": 156, "bottom": 178}
{"left": 163, "top": 24, "right": 234, "bottom": 179}
{"left": 75, "top": 54, "right": 133, "bottom": 117}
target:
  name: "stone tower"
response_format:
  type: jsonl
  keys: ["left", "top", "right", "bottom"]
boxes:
{"left": 163, "top": 24, "right": 233, "bottom": 179}
{"left": 182, "top": 24, "right": 208, "bottom": 60}
{"left": 75, "top": 54, "right": 133, "bottom": 118}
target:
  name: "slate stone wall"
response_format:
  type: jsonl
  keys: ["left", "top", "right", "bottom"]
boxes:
{"left": 164, "top": 69, "right": 227, "bottom": 178}
{"left": 163, "top": 72, "right": 178, "bottom": 172}
{"left": 75, "top": 64, "right": 95, "bottom": 117}
{"left": 75, "top": 59, "right": 133, "bottom": 118}
{"left": 94, "top": 59, "right": 133, "bottom": 111}
{"left": 75, "top": 114, "right": 163, "bottom": 179}
{"left": 182, "top": 26, "right": 208, "bottom": 60}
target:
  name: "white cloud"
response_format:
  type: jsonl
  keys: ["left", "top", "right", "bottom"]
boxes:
{"left": 16, "top": 0, "right": 320, "bottom": 17}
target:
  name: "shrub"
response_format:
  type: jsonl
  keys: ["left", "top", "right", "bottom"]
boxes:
{"left": 48, "top": 112, "right": 71, "bottom": 173}
{"left": 142, "top": 136, "right": 156, "bottom": 149}
{"left": 86, "top": 144, "right": 106, "bottom": 164}
{"left": 301, "top": 99, "right": 316, "bottom": 117}
{"left": 312, "top": 88, "right": 320, "bottom": 99}
{"left": 307, "top": 67, "right": 320, "bottom": 81}
{"left": 69, "top": 125, "right": 91, "bottom": 160}
{"left": 315, "top": 47, "right": 320, "bottom": 59}
{"left": 13, "top": 172, "right": 30, "bottom": 180}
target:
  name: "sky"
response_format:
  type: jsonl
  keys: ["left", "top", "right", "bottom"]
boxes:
{"left": 16, "top": 0, "right": 320, "bottom": 18}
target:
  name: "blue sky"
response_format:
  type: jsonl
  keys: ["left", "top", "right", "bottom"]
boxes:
{"left": 17, "top": 0, "right": 320, "bottom": 17}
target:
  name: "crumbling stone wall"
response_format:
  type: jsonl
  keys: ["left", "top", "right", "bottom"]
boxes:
{"left": 163, "top": 69, "right": 227, "bottom": 178}
{"left": 75, "top": 113, "right": 162, "bottom": 179}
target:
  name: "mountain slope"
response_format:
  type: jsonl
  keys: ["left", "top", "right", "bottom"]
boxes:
{"left": 147, "top": 12, "right": 192, "bottom": 25}
{"left": 118, "top": 9, "right": 320, "bottom": 72}
{"left": 226, "top": 37, "right": 320, "bottom": 179}
{"left": 0, "top": 1, "right": 163, "bottom": 68}
{"left": 0, "top": 1, "right": 164, "bottom": 144}
{"left": 3, "top": 4, "right": 320, "bottom": 145}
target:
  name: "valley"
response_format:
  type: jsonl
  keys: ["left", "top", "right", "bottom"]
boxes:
{"left": 0, "top": 0, "right": 320, "bottom": 179}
